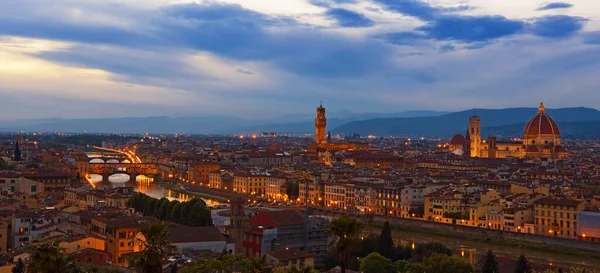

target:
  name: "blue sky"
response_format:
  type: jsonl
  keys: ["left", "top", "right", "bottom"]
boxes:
{"left": 1, "top": 0, "right": 599, "bottom": 119}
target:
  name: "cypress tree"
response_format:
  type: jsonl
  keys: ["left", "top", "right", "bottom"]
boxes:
{"left": 480, "top": 250, "right": 499, "bottom": 273}
{"left": 376, "top": 221, "right": 394, "bottom": 259}
{"left": 514, "top": 254, "right": 531, "bottom": 273}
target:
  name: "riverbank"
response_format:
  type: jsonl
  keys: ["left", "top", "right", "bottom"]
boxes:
{"left": 154, "top": 179, "right": 229, "bottom": 203}
{"left": 365, "top": 221, "right": 600, "bottom": 265}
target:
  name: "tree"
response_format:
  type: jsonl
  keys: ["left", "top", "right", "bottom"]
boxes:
{"left": 480, "top": 250, "right": 499, "bottom": 273}
{"left": 179, "top": 254, "right": 266, "bottom": 273}
{"left": 157, "top": 198, "right": 171, "bottom": 220}
{"left": 359, "top": 253, "right": 395, "bottom": 273}
{"left": 27, "top": 241, "right": 76, "bottom": 273}
{"left": 515, "top": 255, "right": 531, "bottom": 273}
{"left": 325, "top": 216, "right": 364, "bottom": 273}
{"left": 132, "top": 222, "right": 176, "bottom": 273}
{"left": 12, "top": 258, "right": 25, "bottom": 273}
{"left": 421, "top": 254, "right": 473, "bottom": 273}
{"left": 170, "top": 263, "right": 178, "bottom": 273}
{"left": 394, "top": 260, "right": 409, "bottom": 272}
{"left": 188, "top": 202, "right": 211, "bottom": 226}
{"left": 412, "top": 242, "right": 452, "bottom": 262}
{"left": 376, "top": 221, "right": 394, "bottom": 260}
{"left": 170, "top": 202, "right": 183, "bottom": 223}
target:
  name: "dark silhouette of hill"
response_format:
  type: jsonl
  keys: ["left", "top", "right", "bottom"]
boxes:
{"left": 333, "top": 107, "right": 600, "bottom": 137}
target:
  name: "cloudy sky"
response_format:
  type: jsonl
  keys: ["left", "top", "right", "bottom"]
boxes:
{"left": 1, "top": 0, "right": 599, "bottom": 120}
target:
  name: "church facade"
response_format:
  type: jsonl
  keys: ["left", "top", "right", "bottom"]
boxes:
{"left": 455, "top": 102, "right": 567, "bottom": 160}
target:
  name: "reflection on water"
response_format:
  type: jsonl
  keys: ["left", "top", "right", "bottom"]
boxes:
{"left": 363, "top": 226, "right": 600, "bottom": 270}
{"left": 88, "top": 174, "right": 219, "bottom": 205}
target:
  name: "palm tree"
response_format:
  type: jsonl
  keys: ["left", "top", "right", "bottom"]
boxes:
{"left": 325, "top": 216, "right": 364, "bottom": 273}
{"left": 27, "top": 241, "right": 76, "bottom": 273}
{"left": 132, "top": 222, "right": 176, "bottom": 273}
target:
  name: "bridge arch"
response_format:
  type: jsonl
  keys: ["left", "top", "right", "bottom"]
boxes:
{"left": 89, "top": 158, "right": 105, "bottom": 164}
{"left": 106, "top": 159, "right": 120, "bottom": 164}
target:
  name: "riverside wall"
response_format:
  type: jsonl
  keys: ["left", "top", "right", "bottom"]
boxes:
{"left": 312, "top": 208, "right": 600, "bottom": 253}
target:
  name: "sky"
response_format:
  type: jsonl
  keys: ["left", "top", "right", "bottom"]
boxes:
{"left": 1, "top": 0, "right": 600, "bottom": 120}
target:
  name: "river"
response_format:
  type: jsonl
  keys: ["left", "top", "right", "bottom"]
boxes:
{"left": 88, "top": 174, "right": 196, "bottom": 203}
{"left": 362, "top": 226, "right": 600, "bottom": 270}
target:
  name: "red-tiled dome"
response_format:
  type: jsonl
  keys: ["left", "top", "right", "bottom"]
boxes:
{"left": 523, "top": 102, "right": 561, "bottom": 139}
{"left": 450, "top": 134, "right": 466, "bottom": 146}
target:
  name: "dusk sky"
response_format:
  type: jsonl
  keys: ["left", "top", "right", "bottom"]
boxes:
{"left": 1, "top": 0, "right": 599, "bottom": 120}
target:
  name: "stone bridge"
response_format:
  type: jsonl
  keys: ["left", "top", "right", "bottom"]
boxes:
{"left": 87, "top": 163, "right": 159, "bottom": 180}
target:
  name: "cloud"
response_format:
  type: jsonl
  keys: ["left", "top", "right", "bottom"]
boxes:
{"left": 537, "top": 2, "right": 573, "bottom": 11}
{"left": 236, "top": 68, "right": 254, "bottom": 75}
{"left": 373, "top": 0, "right": 437, "bottom": 21}
{"left": 380, "top": 32, "right": 428, "bottom": 45}
{"left": 530, "top": 15, "right": 587, "bottom": 38}
{"left": 418, "top": 15, "right": 525, "bottom": 42}
{"left": 325, "top": 8, "right": 375, "bottom": 28}
{"left": 584, "top": 32, "right": 600, "bottom": 45}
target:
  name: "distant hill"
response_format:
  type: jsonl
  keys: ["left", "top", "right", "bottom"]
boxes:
{"left": 0, "top": 110, "right": 448, "bottom": 134}
{"left": 238, "top": 110, "right": 448, "bottom": 133}
{"left": 333, "top": 107, "right": 600, "bottom": 137}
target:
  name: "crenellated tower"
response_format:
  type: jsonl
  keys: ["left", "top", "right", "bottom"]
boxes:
{"left": 315, "top": 103, "right": 327, "bottom": 144}
{"left": 468, "top": 115, "right": 481, "bottom": 157}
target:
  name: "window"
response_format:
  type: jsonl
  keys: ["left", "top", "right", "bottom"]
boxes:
{"left": 31, "top": 186, "right": 37, "bottom": 193}
{"left": 120, "top": 242, "right": 124, "bottom": 247}
{"left": 10, "top": 180, "right": 15, "bottom": 184}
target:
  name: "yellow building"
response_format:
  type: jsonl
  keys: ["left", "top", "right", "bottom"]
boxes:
{"left": 264, "top": 175, "right": 287, "bottom": 201}
{"left": 462, "top": 102, "right": 567, "bottom": 160}
{"left": 233, "top": 172, "right": 265, "bottom": 195}
{"left": 60, "top": 235, "right": 105, "bottom": 254}
{"left": 534, "top": 198, "right": 584, "bottom": 238}
{"left": 104, "top": 217, "right": 154, "bottom": 265}
{"left": 298, "top": 180, "right": 324, "bottom": 207}
{"left": 424, "top": 190, "right": 463, "bottom": 221}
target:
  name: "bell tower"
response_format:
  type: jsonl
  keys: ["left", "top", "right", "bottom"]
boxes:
{"left": 468, "top": 115, "right": 481, "bottom": 157}
{"left": 315, "top": 102, "right": 327, "bottom": 144}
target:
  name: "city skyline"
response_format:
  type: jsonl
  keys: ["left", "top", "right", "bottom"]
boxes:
{"left": 1, "top": 0, "right": 600, "bottom": 119}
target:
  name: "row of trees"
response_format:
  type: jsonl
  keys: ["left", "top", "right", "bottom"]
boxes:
{"left": 324, "top": 216, "right": 597, "bottom": 273}
{"left": 126, "top": 193, "right": 211, "bottom": 226}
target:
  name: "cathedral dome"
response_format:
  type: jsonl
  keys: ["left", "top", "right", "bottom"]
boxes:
{"left": 450, "top": 134, "right": 466, "bottom": 146}
{"left": 523, "top": 102, "right": 561, "bottom": 140}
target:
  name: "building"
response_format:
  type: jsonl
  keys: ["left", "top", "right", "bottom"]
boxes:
{"left": 234, "top": 172, "right": 265, "bottom": 195}
{"left": 307, "top": 103, "right": 369, "bottom": 159}
{"left": 577, "top": 209, "right": 600, "bottom": 241}
{"left": 242, "top": 210, "right": 328, "bottom": 268}
{"left": 188, "top": 161, "right": 220, "bottom": 185}
{"left": 266, "top": 249, "right": 315, "bottom": 269}
{"left": 104, "top": 216, "right": 155, "bottom": 265}
{"left": 461, "top": 102, "right": 567, "bottom": 159}
{"left": 264, "top": 175, "right": 288, "bottom": 201}
{"left": 169, "top": 225, "right": 234, "bottom": 254}
{"left": 209, "top": 170, "right": 234, "bottom": 191}
{"left": 534, "top": 198, "right": 585, "bottom": 238}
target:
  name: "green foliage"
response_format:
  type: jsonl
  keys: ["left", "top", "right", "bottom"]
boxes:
{"left": 12, "top": 258, "right": 26, "bottom": 273}
{"left": 132, "top": 222, "right": 176, "bottom": 273}
{"left": 359, "top": 253, "right": 395, "bottom": 273}
{"left": 179, "top": 254, "right": 267, "bottom": 273}
{"left": 286, "top": 181, "right": 299, "bottom": 199}
{"left": 420, "top": 254, "right": 473, "bottom": 273}
{"left": 480, "top": 250, "right": 499, "bottom": 273}
{"left": 443, "top": 212, "right": 468, "bottom": 220}
{"left": 411, "top": 242, "right": 452, "bottom": 262}
{"left": 273, "top": 264, "right": 318, "bottom": 273}
{"left": 26, "top": 241, "right": 77, "bottom": 273}
{"left": 394, "top": 260, "right": 409, "bottom": 272}
{"left": 326, "top": 216, "right": 364, "bottom": 273}
{"left": 515, "top": 255, "right": 532, "bottom": 273}
{"left": 376, "top": 221, "right": 394, "bottom": 260}
{"left": 127, "top": 193, "right": 211, "bottom": 226}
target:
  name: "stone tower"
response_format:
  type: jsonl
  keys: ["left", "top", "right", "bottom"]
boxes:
{"left": 468, "top": 115, "right": 481, "bottom": 157}
{"left": 315, "top": 103, "right": 327, "bottom": 144}
{"left": 229, "top": 196, "right": 246, "bottom": 254}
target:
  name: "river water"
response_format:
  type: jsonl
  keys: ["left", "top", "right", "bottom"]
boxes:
{"left": 88, "top": 173, "right": 194, "bottom": 202}
{"left": 362, "top": 226, "right": 600, "bottom": 270}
